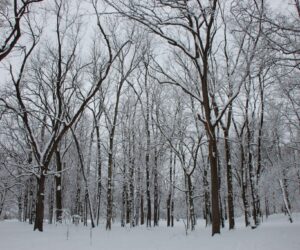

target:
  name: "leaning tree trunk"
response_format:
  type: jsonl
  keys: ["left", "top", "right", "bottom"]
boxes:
{"left": 72, "top": 129, "right": 95, "bottom": 228}
{"left": 279, "top": 179, "right": 293, "bottom": 223}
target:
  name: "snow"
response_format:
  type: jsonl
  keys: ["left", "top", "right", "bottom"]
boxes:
{"left": 0, "top": 214, "right": 300, "bottom": 250}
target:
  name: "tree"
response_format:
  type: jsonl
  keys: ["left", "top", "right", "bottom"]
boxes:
{"left": 104, "top": 27, "right": 143, "bottom": 230}
{"left": 0, "top": 0, "right": 127, "bottom": 231}
{"left": 0, "top": 0, "right": 44, "bottom": 61}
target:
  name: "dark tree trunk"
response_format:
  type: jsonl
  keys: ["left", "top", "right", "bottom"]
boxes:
{"left": 216, "top": 144, "right": 225, "bottom": 229}
{"left": 256, "top": 74, "right": 265, "bottom": 220}
{"left": 84, "top": 193, "right": 88, "bottom": 226}
{"left": 75, "top": 164, "right": 81, "bottom": 217}
{"left": 0, "top": 188, "right": 7, "bottom": 218}
{"left": 203, "top": 156, "right": 211, "bottom": 227}
{"left": 224, "top": 130, "right": 235, "bottom": 229}
{"left": 153, "top": 150, "right": 159, "bottom": 227}
{"left": 129, "top": 164, "right": 135, "bottom": 227}
{"left": 34, "top": 173, "right": 46, "bottom": 231}
{"left": 23, "top": 182, "right": 29, "bottom": 222}
{"left": 48, "top": 180, "right": 54, "bottom": 224}
{"left": 95, "top": 124, "right": 102, "bottom": 226}
{"left": 55, "top": 150, "right": 63, "bottom": 223}
{"left": 171, "top": 149, "right": 176, "bottom": 227}
{"left": 106, "top": 139, "right": 114, "bottom": 230}
{"left": 126, "top": 189, "right": 130, "bottom": 225}
{"left": 240, "top": 144, "right": 250, "bottom": 227}
{"left": 17, "top": 190, "right": 22, "bottom": 222}
{"left": 167, "top": 193, "right": 171, "bottom": 227}
{"left": 29, "top": 177, "right": 35, "bottom": 225}
{"left": 140, "top": 193, "right": 144, "bottom": 225}
{"left": 167, "top": 149, "right": 173, "bottom": 227}
{"left": 208, "top": 131, "right": 221, "bottom": 235}
{"left": 135, "top": 159, "right": 141, "bottom": 226}
{"left": 145, "top": 129, "right": 151, "bottom": 227}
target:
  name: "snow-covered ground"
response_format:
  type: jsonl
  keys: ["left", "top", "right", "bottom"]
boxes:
{"left": 1, "top": 214, "right": 299, "bottom": 250}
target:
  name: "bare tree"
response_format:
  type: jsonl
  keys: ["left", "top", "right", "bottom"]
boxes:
{"left": 0, "top": 0, "right": 44, "bottom": 61}
{"left": 0, "top": 0, "right": 127, "bottom": 231}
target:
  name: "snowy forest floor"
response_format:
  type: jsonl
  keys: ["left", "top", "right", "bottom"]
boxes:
{"left": 1, "top": 214, "right": 299, "bottom": 250}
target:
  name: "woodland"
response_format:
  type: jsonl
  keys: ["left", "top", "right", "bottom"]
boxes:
{"left": 0, "top": 0, "right": 299, "bottom": 238}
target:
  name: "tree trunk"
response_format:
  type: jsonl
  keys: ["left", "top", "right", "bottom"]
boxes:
{"left": 279, "top": 179, "right": 293, "bottom": 223}
{"left": 55, "top": 150, "right": 63, "bottom": 223}
{"left": 135, "top": 159, "right": 141, "bottom": 226}
{"left": 121, "top": 169, "right": 126, "bottom": 227}
{"left": 167, "top": 149, "right": 173, "bottom": 227}
{"left": 208, "top": 131, "right": 221, "bottom": 235}
{"left": 23, "top": 182, "right": 28, "bottom": 222}
{"left": 217, "top": 144, "right": 225, "bottom": 229}
{"left": 17, "top": 187, "right": 22, "bottom": 222}
{"left": 34, "top": 173, "right": 46, "bottom": 231}
{"left": 241, "top": 144, "right": 250, "bottom": 227}
{"left": 203, "top": 155, "right": 211, "bottom": 227}
{"left": 224, "top": 129, "right": 235, "bottom": 229}
{"left": 0, "top": 187, "right": 7, "bottom": 218}
{"left": 48, "top": 180, "right": 54, "bottom": 224}
{"left": 106, "top": 81, "right": 124, "bottom": 230}
{"left": 140, "top": 193, "right": 144, "bottom": 225}
{"left": 187, "top": 173, "right": 195, "bottom": 230}
{"left": 129, "top": 136, "right": 135, "bottom": 227}
{"left": 72, "top": 129, "right": 95, "bottom": 228}
{"left": 106, "top": 134, "right": 114, "bottom": 230}
{"left": 29, "top": 177, "right": 35, "bottom": 225}
{"left": 145, "top": 130, "right": 151, "bottom": 227}
{"left": 153, "top": 150, "right": 159, "bottom": 227}
{"left": 95, "top": 124, "right": 102, "bottom": 226}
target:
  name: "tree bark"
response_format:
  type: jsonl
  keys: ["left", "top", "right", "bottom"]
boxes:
{"left": 153, "top": 149, "right": 159, "bottom": 226}
{"left": 224, "top": 129, "right": 235, "bottom": 229}
{"left": 55, "top": 150, "right": 63, "bottom": 223}
{"left": 95, "top": 124, "right": 102, "bottom": 226}
{"left": 34, "top": 173, "right": 46, "bottom": 231}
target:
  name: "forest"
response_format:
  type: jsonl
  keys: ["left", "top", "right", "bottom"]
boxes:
{"left": 0, "top": 0, "right": 299, "bottom": 240}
